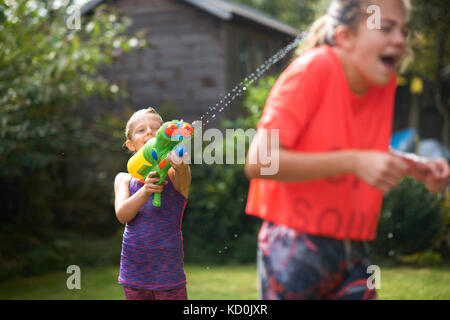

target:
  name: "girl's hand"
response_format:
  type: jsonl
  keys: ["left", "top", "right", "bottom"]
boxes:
{"left": 167, "top": 150, "right": 191, "bottom": 199}
{"left": 142, "top": 171, "right": 166, "bottom": 196}
{"left": 404, "top": 157, "right": 450, "bottom": 193}
{"left": 389, "top": 149, "right": 450, "bottom": 193}
{"left": 167, "top": 150, "right": 190, "bottom": 172}
{"left": 354, "top": 151, "right": 410, "bottom": 194}
{"left": 422, "top": 158, "right": 450, "bottom": 193}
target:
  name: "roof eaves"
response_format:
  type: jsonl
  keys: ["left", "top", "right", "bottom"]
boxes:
{"left": 80, "top": 0, "right": 104, "bottom": 15}
{"left": 183, "top": 0, "right": 232, "bottom": 20}
{"left": 81, "top": 0, "right": 299, "bottom": 36}
{"left": 212, "top": 0, "right": 299, "bottom": 36}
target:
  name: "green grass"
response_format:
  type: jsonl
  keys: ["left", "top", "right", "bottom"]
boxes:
{"left": 0, "top": 264, "right": 448, "bottom": 300}
{"left": 376, "top": 267, "right": 450, "bottom": 300}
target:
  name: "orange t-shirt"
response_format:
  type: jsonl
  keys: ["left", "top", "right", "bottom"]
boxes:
{"left": 245, "top": 45, "right": 397, "bottom": 241}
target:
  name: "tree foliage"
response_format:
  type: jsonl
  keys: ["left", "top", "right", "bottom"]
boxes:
{"left": 408, "top": 0, "right": 450, "bottom": 147}
{"left": 0, "top": 0, "right": 146, "bottom": 240}
{"left": 0, "top": 0, "right": 146, "bottom": 178}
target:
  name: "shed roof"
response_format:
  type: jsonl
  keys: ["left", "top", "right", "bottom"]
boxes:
{"left": 81, "top": 0, "right": 300, "bottom": 36}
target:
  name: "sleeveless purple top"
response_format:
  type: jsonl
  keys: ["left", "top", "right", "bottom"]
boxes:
{"left": 118, "top": 176, "right": 187, "bottom": 290}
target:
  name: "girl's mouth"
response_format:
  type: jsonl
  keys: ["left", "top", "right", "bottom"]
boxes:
{"left": 143, "top": 136, "right": 152, "bottom": 144}
{"left": 380, "top": 54, "right": 399, "bottom": 71}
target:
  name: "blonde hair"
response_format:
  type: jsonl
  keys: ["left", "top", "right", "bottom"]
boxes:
{"left": 124, "top": 107, "right": 163, "bottom": 141}
{"left": 300, "top": 0, "right": 411, "bottom": 53}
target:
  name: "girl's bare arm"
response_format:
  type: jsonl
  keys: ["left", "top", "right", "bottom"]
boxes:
{"left": 245, "top": 129, "right": 409, "bottom": 194}
{"left": 168, "top": 164, "right": 191, "bottom": 199}
{"left": 114, "top": 172, "right": 164, "bottom": 224}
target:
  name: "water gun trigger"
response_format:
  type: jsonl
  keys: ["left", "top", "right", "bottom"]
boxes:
{"left": 158, "top": 158, "right": 168, "bottom": 170}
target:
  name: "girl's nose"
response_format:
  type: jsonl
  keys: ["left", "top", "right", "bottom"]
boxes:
{"left": 145, "top": 129, "right": 153, "bottom": 138}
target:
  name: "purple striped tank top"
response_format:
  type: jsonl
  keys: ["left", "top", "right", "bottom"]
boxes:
{"left": 118, "top": 176, "right": 187, "bottom": 290}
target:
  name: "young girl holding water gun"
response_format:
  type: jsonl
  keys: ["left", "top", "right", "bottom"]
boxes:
{"left": 245, "top": 0, "right": 450, "bottom": 300}
{"left": 114, "top": 107, "right": 191, "bottom": 300}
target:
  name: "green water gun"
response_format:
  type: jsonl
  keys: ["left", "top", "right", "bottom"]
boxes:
{"left": 127, "top": 120, "right": 193, "bottom": 207}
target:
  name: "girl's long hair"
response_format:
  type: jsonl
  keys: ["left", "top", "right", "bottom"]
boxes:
{"left": 299, "top": 0, "right": 412, "bottom": 66}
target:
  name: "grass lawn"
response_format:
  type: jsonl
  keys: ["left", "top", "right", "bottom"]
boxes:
{"left": 0, "top": 264, "right": 448, "bottom": 300}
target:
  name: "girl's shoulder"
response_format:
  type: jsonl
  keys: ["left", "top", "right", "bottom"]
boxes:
{"left": 114, "top": 172, "right": 132, "bottom": 188}
{"left": 285, "top": 45, "right": 336, "bottom": 82}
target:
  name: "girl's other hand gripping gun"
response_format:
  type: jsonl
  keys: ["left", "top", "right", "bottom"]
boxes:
{"left": 127, "top": 120, "right": 194, "bottom": 207}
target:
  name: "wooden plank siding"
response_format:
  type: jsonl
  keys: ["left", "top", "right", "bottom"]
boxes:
{"left": 105, "top": 0, "right": 226, "bottom": 123}
{"left": 98, "top": 0, "right": 297, "bottom": 124}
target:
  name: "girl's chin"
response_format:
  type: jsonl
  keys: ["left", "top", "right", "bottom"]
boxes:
{"left": 367, "top": 70, "right": 394, "bottom": 86}
{"left": 378, "top": 63, "right": 396, "bottom": 81}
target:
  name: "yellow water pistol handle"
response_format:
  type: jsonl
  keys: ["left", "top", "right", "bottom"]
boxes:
{"left": 127, "top": 147, "right": 152, "bottom": 183}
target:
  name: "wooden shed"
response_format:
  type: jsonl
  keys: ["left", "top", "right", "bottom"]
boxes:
{"left": 82, "top": 0, "right": 300, "bottom": 123}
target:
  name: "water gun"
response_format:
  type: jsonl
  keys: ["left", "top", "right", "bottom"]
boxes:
{"left": 127, "top": 120, "right": 193, "bottom": 207}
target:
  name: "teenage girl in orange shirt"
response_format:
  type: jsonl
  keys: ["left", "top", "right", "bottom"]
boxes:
{"left": 245, "top": 0, "right": 450, "bottom": 300}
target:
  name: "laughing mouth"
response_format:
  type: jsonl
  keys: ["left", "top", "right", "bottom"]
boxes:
{"left": 380, "top": 54, "right": 399, "bottom": 69}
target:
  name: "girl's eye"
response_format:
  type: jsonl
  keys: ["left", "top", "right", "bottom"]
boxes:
{"left": 402, "top": 29, "right": 409, "bottom": 38}
{"left": 381, "top": 26, "right": 392, "bottom": 33}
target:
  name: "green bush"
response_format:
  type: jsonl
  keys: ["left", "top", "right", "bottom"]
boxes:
{"left": 0, "top": 230, "right": 122, "bottom": 282}
{"left": 0, "top": 1, "right": 145, "bottom": 279}
{"left": 183, "top": 136, "right": 260, "bottom": 264}
{"left": 182, "top": 76, "right": 278, "bottom": 264}
{"left": 371, "top": 177, "right": 447, "bottom": 257}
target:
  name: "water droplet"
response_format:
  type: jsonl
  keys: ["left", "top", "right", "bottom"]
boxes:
{"left": 243, "top": 87, "right": 247, "bottom": 91}
{"left": 388, "top": 250, "right": 395, "bottom": 257}
{"left": 212, "top": 114, "right": 216, "bottom": 118}
{"left": 218, "top": 250, "right": 222, "bottom": 254}
{"left": 224, "top": 246, "right": 228, "bottom": 250}
{"left": 234, "top": 234, "right": 238, "bottom": 238}
{"left": 388, "top": 233, "right": 393, "bottom": 239}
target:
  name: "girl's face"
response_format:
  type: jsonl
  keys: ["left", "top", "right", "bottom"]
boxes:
{"left": 341, "top": 0, "right": 408, "bottom": 90}
{"left": 126, "top": 113, "right": 162, "bottom": 152}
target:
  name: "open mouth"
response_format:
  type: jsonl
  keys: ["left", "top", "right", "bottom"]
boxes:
{"left": 380, "top": 54, "right": 399, "bottom": 71}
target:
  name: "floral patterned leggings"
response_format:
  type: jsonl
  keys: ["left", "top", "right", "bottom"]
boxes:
{"left": 257, "top": 221, "right": 377, "bottom": 300}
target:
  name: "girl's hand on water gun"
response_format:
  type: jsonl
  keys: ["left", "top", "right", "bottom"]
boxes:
{"left": 143, "top": 171, "right": 167, "bottom": 196}
{"left": 353, "top": 151, "right": 410, "bottom": 194}
{"left": 167, "top": 150, "right": 190, "bottom": 172}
